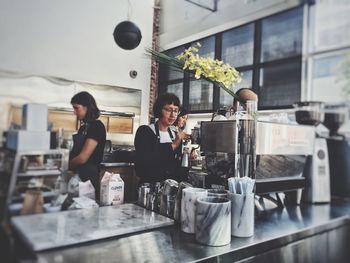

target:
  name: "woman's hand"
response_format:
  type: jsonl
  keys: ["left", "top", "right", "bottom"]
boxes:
{"left": 69, "top": 138, "right": 98, "bottom": 169}
{"left": 171, "top": 130, "right": 190, "bottom": 150}
{"left": 178, "top": 130, "right": 191, "bottom": 141}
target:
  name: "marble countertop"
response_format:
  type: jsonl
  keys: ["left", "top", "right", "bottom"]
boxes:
{"left": 22, "top": 198, "right": 350, "bottom": 263}
{"left": 11, "top": 204, "right": 174, "bottom": 252}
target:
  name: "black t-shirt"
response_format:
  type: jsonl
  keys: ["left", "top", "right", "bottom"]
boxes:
{"left": 78, "top": 120, "right": 106, "bottom": 165}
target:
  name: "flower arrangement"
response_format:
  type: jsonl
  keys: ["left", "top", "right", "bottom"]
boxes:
{"left": 146, "top": 43, "right": 243, "bottom": 102}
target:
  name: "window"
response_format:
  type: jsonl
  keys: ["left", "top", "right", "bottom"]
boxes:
{"left": 311, "top": 51, "right": 350, "bottom": 102}
{"left": 220, "top": 70, "right": 253, "bottom": 108}
{"left": 165, "top": 82, "right": 184, "bottom": 104}
{"left": 259, "top": 60, "right": 301, "bottom": 108}
{"left": 158, "top": 6, "right": 304, "bottom": 112}
{"left": 261, "top": 8, "right": 303, "bottom": 62}
{"left": 192, "top": 36, "right": 215, "bottom": 58}
{"left": 187, "top": 36, "right": 216, "bottom": 111}
{"left": 307, "top": 0, "right": 350, "bottom": 103}
{"left": 189, "top": 79, "right": 214, "bottom": 111}
{"left": 311, "top": 0, "right": 350, "bottom": 52}
{"left": 222, "top": 24, "right": 254, "bottom": 67}
{"left": 162, "top": 47, "right": 185, "bottom": 81}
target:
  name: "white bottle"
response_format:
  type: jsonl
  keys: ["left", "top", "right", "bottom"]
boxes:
{"left": 100, "top": 172, "right": 124, "bottom": 205}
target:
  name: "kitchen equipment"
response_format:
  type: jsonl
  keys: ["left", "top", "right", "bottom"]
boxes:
{"left": 327, "top": 138, "right": 350, "bottom": 197}
{"left": 291, "top": 101, "right": 331, "bottom": 203}
{"left": 323, "top": 103, "right": 350, "bottom": 197}
{"left": 191, "top": 123, "right": 201, "bottom": 145}
{"left": 22, "top": 103, "right": 48, "bottom": 131}
{"left": 6, "top": 130, "right": 50, "bottom": 151}
{"left": 110, "top": 145, "right": 135, "bottom": 163}
{"left": 3, "top": 148, "right": 69, "bottom": 220}
{"left": 200, "top": 121, "right": 314, "bottom": 203}
{"left": 195, "top": 197, "right": 231, "bottom": 246}
{"left": 159, "top": 179, "right": 178, "bottom": 218}
{"left": 104, "top": 140, "right": 112, "bottom": 153}
{"left": 6, "top": 104, "right": 50, "bottom": 151}
{"left": 302, "top": 137, "right": 331, "bottom": 203}
{"left": 228, "top": 192, "right": 254, "bottom": 237}
{"left": 137, "top": 183, "right": 151, "bottom": 207}
{"left": 323, "top": 104, "right": 347, "bottom": 137}
{"left": 102, "top": 140, "right": 113, "bottom": 162}
{"left": 181, "top": 147, "right": 190, "bottom": 167}
{"left": 293, "top": 101, "right": 325, "bottom": 126}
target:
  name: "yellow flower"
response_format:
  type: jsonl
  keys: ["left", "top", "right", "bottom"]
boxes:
{"left": 146, "top": 42, "right": 242, "bottom": 101}
{"left": 175, "top": 44, "right": 242, "bottom": 91}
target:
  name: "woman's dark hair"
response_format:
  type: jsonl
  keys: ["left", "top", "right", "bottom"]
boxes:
{"left": 153, "top": 93, "right": 180, "bottom": 118}
{"left": 71, "top": 91, "right": 100, "bottom": 122}
{"left": 178, "top": 106, "right": 188, "bottom": 117}
{"left": 174, "top": 106, "right": 188, "bottom": 127}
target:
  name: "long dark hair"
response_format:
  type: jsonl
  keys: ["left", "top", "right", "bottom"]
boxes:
{"left": 71, "top": 91, "right": 100, "bottom": 122}
{"left": 174, "top": 106, "right": 188, "bottom": 128}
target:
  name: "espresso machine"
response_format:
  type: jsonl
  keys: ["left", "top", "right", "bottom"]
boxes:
{"left": 199, "top": 120, "right": 315, "bottom": 206}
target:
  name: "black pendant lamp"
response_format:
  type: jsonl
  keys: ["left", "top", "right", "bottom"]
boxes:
{"left": 113, "top": 21, "right": 142, "bottom": 50}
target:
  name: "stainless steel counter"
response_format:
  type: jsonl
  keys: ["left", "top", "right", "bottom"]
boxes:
{"left": 20, "top": 199, "right": 350, "bottom": 263}
{"left": 100, "top": 162, "right": 134, "bottom": 167}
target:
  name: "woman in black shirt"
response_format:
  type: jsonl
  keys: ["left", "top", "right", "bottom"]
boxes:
{"left": 134, "top": 93, "right": 189, "bottom": 183}
{"left": 69, "top": 91, "right": 106, "bottom": 198}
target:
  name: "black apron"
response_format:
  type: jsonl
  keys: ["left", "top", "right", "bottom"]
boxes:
{"left": 154, "top": 122, "right": 179, "bottom": 181}
{"left": 70, "top": 124, "right": 99, "bottom": 198}
{"left": 155, "top": 121, "right": 175, "bottom": 143}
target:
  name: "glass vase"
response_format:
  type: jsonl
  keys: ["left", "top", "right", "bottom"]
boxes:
{"left": 234, "top": 100, "right": 257, "bottom": 179}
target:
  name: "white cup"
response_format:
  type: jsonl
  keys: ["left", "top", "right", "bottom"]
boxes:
{"left": 228, "top": 192, "right": 255, "bottom": 237}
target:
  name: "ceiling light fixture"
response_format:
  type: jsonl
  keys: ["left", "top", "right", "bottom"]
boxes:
{"left": 113, "top": 0, "right": 142, "bottom": 50}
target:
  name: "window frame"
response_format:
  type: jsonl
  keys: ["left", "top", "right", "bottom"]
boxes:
{"left": 158, "top": 6, "right": 304, "bottom": 113}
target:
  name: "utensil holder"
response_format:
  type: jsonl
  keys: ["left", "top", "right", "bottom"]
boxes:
{"left": 228, "top": 192, "right": 254, "bottom": 237}
{"left": 181, "top": 187, "right": 207, "bottom": 233}
{"left": 195, "top": 197, "right": 231, "bottom": 246}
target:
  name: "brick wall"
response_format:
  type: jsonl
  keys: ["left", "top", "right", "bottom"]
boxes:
{"left": 149, "top": 0, "right": 161, "bottom": 123}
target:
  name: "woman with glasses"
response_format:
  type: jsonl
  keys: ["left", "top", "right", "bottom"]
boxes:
{"left": 134, "top": 93, "right": 189, "bottom": 183}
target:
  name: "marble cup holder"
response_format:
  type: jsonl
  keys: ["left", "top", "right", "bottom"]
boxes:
{"left": 181, "top": 187, "right": 208, "bottom": 234}
{"left": 207, "top": 189, "right": 228, "bottom": 198}
{"left": 228, "top": 192, "right": 255, "bottom": 237}
{"left": 195, "top": 197, "right": 231, "bottom": 246}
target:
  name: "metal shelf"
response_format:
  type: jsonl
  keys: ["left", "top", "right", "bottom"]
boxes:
{"left": 3, "top": 149, "right": 69, "bottom": 221}
{"left": 17, "top": 169, "right": 61, "bottom": 177}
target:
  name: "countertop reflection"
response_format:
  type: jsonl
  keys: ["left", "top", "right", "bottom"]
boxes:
{"left": 28, "top": 199, "right": 350, "bottom": 263}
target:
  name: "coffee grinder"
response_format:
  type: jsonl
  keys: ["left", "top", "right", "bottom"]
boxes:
{"left": 294, "top": 101, "right": 331, "bottom": 203}
{"left": 323, "top": 104, "right": 350, "bottom": 197}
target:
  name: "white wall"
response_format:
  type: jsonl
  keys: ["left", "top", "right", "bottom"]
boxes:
{"left": 159, "top": 0, "right": 301, "bottom": 48}
{"left": 0, "top": 0, "right": 154, "bottom": 125}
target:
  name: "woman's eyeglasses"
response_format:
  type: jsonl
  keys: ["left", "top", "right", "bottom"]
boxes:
{"left": 162, "top": 107, "right": 179, "bottom": 115}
